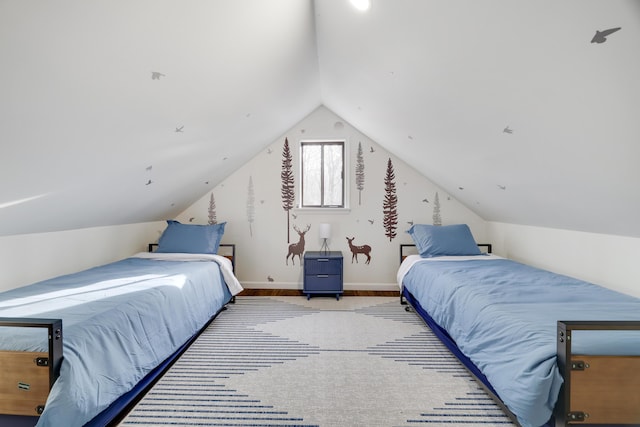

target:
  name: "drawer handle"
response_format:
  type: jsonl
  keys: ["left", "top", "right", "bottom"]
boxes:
{"left": 317, "top": 259, "right": 329, "bottom": 262}
{"left": 317, "top": 274, "right": 329, "bottom": 278}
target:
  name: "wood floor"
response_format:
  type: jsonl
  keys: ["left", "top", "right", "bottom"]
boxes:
{"left": 238, "top": 289, "right": 399, "bottom": 297}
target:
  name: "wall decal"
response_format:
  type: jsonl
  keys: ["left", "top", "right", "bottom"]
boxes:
{"left": 189, "top": 217, "right": 195, "bottom": 222}
{"left": 267, "top": 275, "right": 274, "bottom": 282}
{"left": 151, "top": 72, "right": 165, "bottom": 80}
{"left": 503, "top": 126, "right": 513, "bottom": 134}
{"left": 383, "top": 158, "right": 398, "bottom": 241}
{"left": 334, "top": 121, "right": 344, "bottom": 130}
{"left": 208, "top": 192, "right": 217, "bottom": 224}
{"left": 175, "top": 126, "right": 184, "bottom": 133}
{"left": 458, "top": 187, "right": 464, "bottom": 190}
{"left": 247, "top": 176, "right": 255, "bottom": 237}
{"left": 356, "top": 142, "right": 365, "bottom": 205}
{"left": 408, "top": 135, "right": 413, "bottom": 140}
{"left": 267, "top": 148, "right": 273, "bottom": 154}
{"left": 145, "top": 166, "right": 153, "bottom": 186}
{"left": 433, "top": 192, "right": 442, "bottom": 226}
{"left": 281, "top": 138, "right": 295, "bottom": 243}
{"left": 346, "top": 237, "right": 372, "bottom": 264}
{"left": 591, "top": 27, "right": 621, "bottom": 44}
{"left": 407, "top": 221, "right": 414, "bottom": 226}
{"left": 369, "top": 146, "right": 375, "bottom": 153}
{"left": 422, "top": 197, "right": 429, "bottom": 203}
{"left": 497, "top": 185, "right": 507, "bottom": 190}
{"left": 367, "top": 219, "right": 374, "bottom": 224}
{"left": 286, "top": 224, "right": 310, "bottom": 266}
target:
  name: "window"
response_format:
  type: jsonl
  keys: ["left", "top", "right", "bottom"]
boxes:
{"left": 300, "top": 141, "right": 345, "bottom": 208}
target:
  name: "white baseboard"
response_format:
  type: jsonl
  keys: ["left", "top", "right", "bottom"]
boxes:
{"left": 240, "top": 281, "right": 399, "bottom": 292}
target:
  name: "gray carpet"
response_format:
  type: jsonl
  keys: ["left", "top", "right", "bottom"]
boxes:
{"left": 118, "top": 296, "right": 516, "bottom": 426}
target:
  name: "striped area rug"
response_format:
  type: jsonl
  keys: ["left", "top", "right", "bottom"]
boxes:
{"left": 118, "top": 296, "right": 515, "bottom": 426}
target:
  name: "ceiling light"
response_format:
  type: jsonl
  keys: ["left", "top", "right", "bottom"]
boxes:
{"left": 350, "top": 0, "right": 371, "bottom": 11}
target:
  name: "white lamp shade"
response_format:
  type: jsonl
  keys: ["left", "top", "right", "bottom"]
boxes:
{"left": 319, "top": 223, "right": 331, "bottom": 239}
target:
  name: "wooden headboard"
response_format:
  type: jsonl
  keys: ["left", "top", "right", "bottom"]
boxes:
{"left": 148, "top": 243, "right": 236, "bottom": 272}
{"left": 400, "top": 243, "right": 492, "bottom": 265}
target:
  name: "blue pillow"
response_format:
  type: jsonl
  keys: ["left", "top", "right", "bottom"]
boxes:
{"left": 156, "top": 220, "right": 226, "bottom": 254}
{"left": 407, "top": 224, "right": 481, "bottom": 258}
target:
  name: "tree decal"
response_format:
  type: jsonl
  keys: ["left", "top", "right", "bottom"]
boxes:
{"left": 247, "top": 176, "right": 255, "bottom": 237}
{"left": 383, "top": 158, "right": 398, "bottom": 241}
{"left": 356, "top": 141, "right": 365, "bottom": 205}
{"left": 208, "top": 192, "right": 217, "bottom": 225}
{"left": 281, "top": 138, "right": 295, "bottom": 243}
{"left": 432, "top": 191, "right": 442, "bottom": 226}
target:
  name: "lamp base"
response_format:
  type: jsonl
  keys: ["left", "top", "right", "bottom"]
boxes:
{"left": 320, "top": 239, "right": 330, "bottom": 255}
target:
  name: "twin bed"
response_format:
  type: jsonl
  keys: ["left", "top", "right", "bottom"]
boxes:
{"left": 0, "top": 220, "right": 243, "bottom": 427}
{"left": 398, "top": 224, "right": 640, "bottom": 427}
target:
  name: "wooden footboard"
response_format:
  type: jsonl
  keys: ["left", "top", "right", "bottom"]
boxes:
{"left": 556, "top": 321, "right": 640, "bottom": 426}
{"left": 0, "top": 318, "right": 62, "bottom": 416}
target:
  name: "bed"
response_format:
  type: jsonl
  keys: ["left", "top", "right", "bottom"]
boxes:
{"left": 397, "top": 224, "right": 640, "bottom": 427}
{"left": 0, "top": 220, "right": 243, "bottom": 427}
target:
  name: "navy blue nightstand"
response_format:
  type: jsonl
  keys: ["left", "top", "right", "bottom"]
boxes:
{"left": 303, "top": 251, "right": 343, "bottom": 300}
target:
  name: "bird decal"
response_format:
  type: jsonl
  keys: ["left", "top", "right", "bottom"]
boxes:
{"left": 151, "top": 72, "right": 165, "bottom": 80}
{"left": 145, "top": 179, "right": 153, "bottom": 186}
{"left": 367, "top": 219, "right": 374, "bottom": 224}
{"left": 497, "top": 185, "right": 507, "bottom": 190}
{"left": 422, "top": 198, "right": 429, "bottom": 203}
{"left": 591, "top": 27, "right": 621, "bottom": 44}
{"left": 503, "top": 126, "right": 513, "bottom": 134}
{"left": 267, "top": 275, "right": 274, "bottom": 282}
{"left": 369, "top": 147, "right": 375, "bottom": 153}
{"left": 175, "top": 125, "right": 184, "bottom": 133}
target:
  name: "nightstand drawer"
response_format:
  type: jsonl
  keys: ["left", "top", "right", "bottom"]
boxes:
{"left": 305, "top": 275, "right": 341, "bottom": 291}
{"left": 305, "top": 258, "right": 342, "bottom": 275}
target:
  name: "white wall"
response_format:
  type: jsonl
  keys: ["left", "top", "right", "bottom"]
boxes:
{"left": 488, "top": 222, "right": 640, "bottom": 298}
{"left": 178, "top": 106, "right": 487, "bottom": 290}
{"left": 0, "top": 221, "right": 164, "bottom": 292}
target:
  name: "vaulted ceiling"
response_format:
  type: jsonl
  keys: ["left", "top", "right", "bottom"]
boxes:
{"left": 2, "top": 0, "right": 639, "bottom": 237}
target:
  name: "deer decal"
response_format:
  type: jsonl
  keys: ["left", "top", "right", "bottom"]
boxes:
{"left": 346, "top": 237, "right": 372, "bottom": 264}
{"left": 286, "top": 224, "right": 311, "bottom": 265}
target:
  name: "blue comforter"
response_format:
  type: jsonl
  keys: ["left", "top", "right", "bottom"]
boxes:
{"left": 0, "top": 256, "right": 234, "bottom": 427}
{"left": 401, "top": 256, "right": 640, "bottom": 427}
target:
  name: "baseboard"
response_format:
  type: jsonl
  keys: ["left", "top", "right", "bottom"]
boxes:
{"left": 241, "top": 281, "right": 399, "bottom": 292}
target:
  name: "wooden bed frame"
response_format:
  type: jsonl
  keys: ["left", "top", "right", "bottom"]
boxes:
{"left": 399, "top": 244, "right": 640, "bottom": 427}
{"left": 0, "top": 244, "right": 236, "bottom": 424}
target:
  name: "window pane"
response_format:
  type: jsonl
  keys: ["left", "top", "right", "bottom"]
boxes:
{"left": 301, "top": 141, "right": 344, "bottom": 208}
{"left": 302, "top": 144, "right": 321, "bottom": 206}
{"left": 323, "top": 144, "right": 343, "bottom": 206}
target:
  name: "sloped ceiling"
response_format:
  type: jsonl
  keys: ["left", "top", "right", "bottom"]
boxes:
{"left": 1, "top": 0, "right": 639, "bottom": 238}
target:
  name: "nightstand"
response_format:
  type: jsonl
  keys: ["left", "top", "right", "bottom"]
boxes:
{"left": 303, "top": 251, "right": 343, "bottom": 300}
